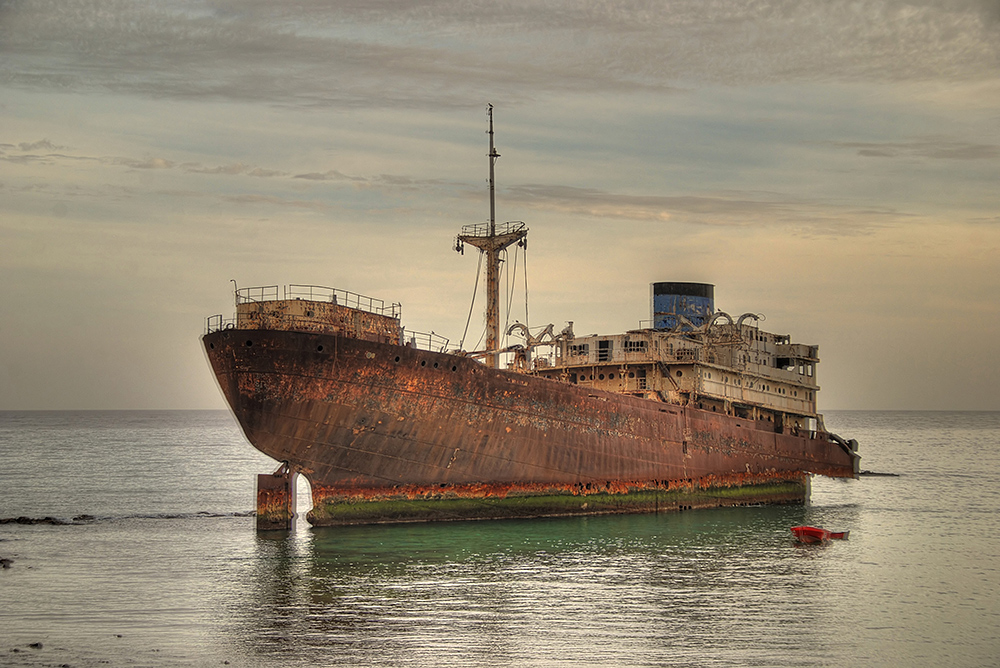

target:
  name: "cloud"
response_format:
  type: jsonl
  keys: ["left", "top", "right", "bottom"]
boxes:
{"left": 18, "top": 139, "right": 64, "bottom": 151}
{"left": 0, "top": 141, "right": 297, "bottom": 178}
{"left": 293, "top": 170, "right": 359, "bottom": 182}
{"left": 835, "top": 139, "right": 1000, "bottom": 160}
{"left": 220, "top": 193, "right": 330, "bottom": 211}
{"left": 183, "top": 162, "right": 287, "bottom": 177}
{"left": 2, "top": 0, "right": 998, "bottom": 107}
{"left": 504, "top": 183, "right": 901, "bottom": 234}
{"left": 105, "top": 156, "right": 175, "bottom": 169}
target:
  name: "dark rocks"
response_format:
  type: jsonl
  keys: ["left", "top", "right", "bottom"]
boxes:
{"left": 0, "top": 516, "right": 69, "bottom": 525}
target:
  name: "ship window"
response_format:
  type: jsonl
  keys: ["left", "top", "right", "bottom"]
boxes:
{"left": 245, "top": 340, "right": 253, "bottom": 347}
{"left": 317, "top": 345, "right": 324, "bottom": 352}
{"left": 394, "top": 356, "right": 401, "bottom": 363}
{"left": 433, "top": 362, "right": 439, "bottom": 368}
{"left": 451, "top": 365, "right": 457, "bottom": 372}
{"left": 628, "top": 372, "right": 635, "bottom": 378}
{"left": 624, "top": 339, "right": 647, "bottom": 352}
{"left": 676, "top": 370, "right": 682, "bottom": 377}
{"left": 598, "top": 340, "right": 613, "bottom": 362}
{"left": 599, "top": 374, "right": 605, "bottom": 380}
{"left": 420, "top": 360, "right": 426, "bottom": 367}
{"left": 609, "top": 373, "right": 615, "bottom": 379}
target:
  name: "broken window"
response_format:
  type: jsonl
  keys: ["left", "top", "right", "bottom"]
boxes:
{"left": 624, "top": 339, "right": 647, "bottom": 353}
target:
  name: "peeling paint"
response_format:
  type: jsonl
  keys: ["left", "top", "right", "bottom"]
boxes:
{"left": 205, "top": 328, "right": 857, "bottom": 527}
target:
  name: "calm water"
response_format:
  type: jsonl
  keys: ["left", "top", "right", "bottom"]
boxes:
{"left": 1, "top": 411, "right": 998, "bottom": 667}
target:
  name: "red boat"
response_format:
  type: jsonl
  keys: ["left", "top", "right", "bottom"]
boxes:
{"left": 791, "top": 526, "right": 849, "bottom": 543}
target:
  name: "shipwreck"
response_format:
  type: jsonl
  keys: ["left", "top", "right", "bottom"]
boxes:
{"left": 203, "top": 107, "right": 859, "bottom": 528}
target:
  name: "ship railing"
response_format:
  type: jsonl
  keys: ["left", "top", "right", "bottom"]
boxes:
{"left": 236, "top": 285, "right": 279, "bottom": 304}
{"left": 285, "top": 284, "right": 402, "bottom": 318}
{"left": 459, "top": 220, "right": 526, "bottom": 238}
{"left": 236, "top": 284, "right": 402, "bottom": 319}
{"left": 402, "top": 329, "right": 450, "bottom": 353}
{"left": 205, "top": 314, "right": 237, "bottom": 334}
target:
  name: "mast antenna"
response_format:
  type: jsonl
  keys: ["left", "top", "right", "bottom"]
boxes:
{"left": 455, "top": 105, "right": 528, "bottom": 369}
{"left": 488, "top": 103, "right": 498, "bottom": 237}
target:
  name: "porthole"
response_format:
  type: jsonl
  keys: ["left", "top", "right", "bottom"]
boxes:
{"left": 451, "top": 365, "right": 457, "bottom": 372}
{"left": 628, "top": 372, "right": 635, "bottom": 378}
{"left": 209, "top": 343, "right": 214, "bottom": 350}
{"left": 394, "top": 356, "right": 401, "bottom": 363}
{"left": 420, "top": 360, "right": 426, "bottom": 367}
{"left": 609, "top": 373, "right": 615, "bottom": 379}
{"left": 598, "top": 374, "right": 605, "bottom": 380}
{"left": 317, "top": 345, "right": 324, "bottom": 352}
{"left": 245, "top": 340, "right": 253, "bottom": 347}
{"left": 433, "top": 362, "right": 439, "bottom": 369}
{"left": 676, "top": 371, "right": 682, "bottom": 377}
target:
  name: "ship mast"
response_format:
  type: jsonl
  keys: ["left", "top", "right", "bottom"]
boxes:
{"left": 456, "top": 105, "right": 528, "bottom": 368}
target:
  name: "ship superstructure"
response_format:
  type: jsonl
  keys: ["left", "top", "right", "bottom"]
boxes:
{"left": 525, "top": 282, "right": 826, "bottom": 434}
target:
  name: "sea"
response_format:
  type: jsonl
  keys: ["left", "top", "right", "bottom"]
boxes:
{"left": 1, "top": 410, "right": 998, "bottom": 667}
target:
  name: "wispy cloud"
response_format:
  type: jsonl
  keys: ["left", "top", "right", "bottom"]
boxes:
{"left": 833, "top": 139, "right": 1000, "bottom": 160}
{"left": 293, "top": 170, "right": 361, "bottom": 182}
{"left": 0, "top": 141, "right": 296, "bottom": 177}
{"left": 219, "top": 193, "right": 330, "bottom": 211}
{"left": 2, "top": 0, "right": 998, "bottom": 107}
{"left": 504, "top": 183, "right": 902, "bottom": 234}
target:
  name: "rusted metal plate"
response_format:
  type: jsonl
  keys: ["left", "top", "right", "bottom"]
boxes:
{"left": 256, "top": 465, "right": 296, "bottom": 531}
{"left": 205, "top": 328, "right": 856, "bottom": 526}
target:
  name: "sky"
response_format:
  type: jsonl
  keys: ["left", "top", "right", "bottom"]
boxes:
{"left": 1, "top": 0, "right": 998, "bottom": 411}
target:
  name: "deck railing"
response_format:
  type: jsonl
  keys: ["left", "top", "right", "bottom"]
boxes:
{"left": 459, "top": 220, "right": 526, "bottom": 238}
{"left": 234, "top": 284, "right": 401, "bottom": 318}
{"left": 205, "top": 314, "right": 236, "bottom": 334}
{"left": 402, "top": 329, "right": 450, "bottom": 353}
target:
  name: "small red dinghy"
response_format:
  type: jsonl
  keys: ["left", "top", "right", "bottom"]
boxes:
{"left": 791, "top": 526, "right": 849, "bottom": 543}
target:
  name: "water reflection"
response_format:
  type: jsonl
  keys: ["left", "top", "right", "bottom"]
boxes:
{"left": 222, "top": 504, "right": 863, "bottom": 667}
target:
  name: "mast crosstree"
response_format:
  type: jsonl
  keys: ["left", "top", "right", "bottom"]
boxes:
{"left": 455, "top": 104, "right": 527, "bottom": 368}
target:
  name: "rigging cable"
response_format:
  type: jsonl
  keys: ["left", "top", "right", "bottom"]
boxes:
{"left": 522, "top": 241, "right": 529, "bottom": 330}
{"left": 460, "top": 251, "right": 484, "bottom": 351}
{"left": 503, "top": 245, "right": 520, "bottom": 346}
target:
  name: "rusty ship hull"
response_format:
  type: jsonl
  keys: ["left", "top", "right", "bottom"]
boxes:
{"left": 204, "top": 326, "right": 858, "bottom": 526}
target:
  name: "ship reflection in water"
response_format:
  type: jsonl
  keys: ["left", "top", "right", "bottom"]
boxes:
{"left": 219, "top": 506, "right": 858, "bottom": 666}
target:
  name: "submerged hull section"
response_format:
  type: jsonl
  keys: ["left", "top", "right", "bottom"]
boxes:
{"left": 204, "top": 328, "right": 857, "bottom": 526}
